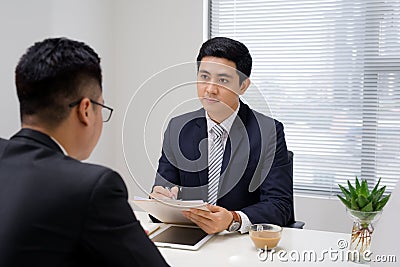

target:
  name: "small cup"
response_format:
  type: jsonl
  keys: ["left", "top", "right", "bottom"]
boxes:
{"left": 249, "top": 224, "right": 282, "bottom": 250}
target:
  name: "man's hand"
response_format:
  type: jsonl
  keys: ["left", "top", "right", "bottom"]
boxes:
{"left": 149, "top": 186, "right": 178, "bottom": 200}
{"left": 182, "top": 204, "right": 233, "bottom": 234}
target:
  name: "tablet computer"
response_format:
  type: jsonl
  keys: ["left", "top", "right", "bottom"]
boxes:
{"left": 149, "top": 224, "right": 214, "bottom": 250}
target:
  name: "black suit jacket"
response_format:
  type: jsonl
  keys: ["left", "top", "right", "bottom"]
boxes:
{"left": 154, "top": 101, "right": 294, "bottom": 226}
{"left": 0, "top": 129, "right": 169, "bottom": 267}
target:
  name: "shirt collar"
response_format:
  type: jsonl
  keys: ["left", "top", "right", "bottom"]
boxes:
{"left": 206, "top": 102, "right": 240, "bottom": 135}
{"left": 50, "top": 136, "right": 68, "bottom": 156}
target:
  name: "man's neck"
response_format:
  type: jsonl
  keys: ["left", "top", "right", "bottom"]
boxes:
{"left": 207, "top": 101, "right": 239, "bottom": 124}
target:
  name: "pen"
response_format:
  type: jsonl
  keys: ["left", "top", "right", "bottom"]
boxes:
{"left": 165, "top": 187, "right": 177, "bottom": 200}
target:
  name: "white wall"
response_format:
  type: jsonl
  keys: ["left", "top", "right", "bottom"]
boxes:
{"left": 0, "top": 0, "right": 115, "bottom": 165}
{"left": 112, "top": 0, "right": 204, "bottom": 198}
{"left": 294, "top": 195, "right": 352, "bottom": 233}
{"left": 0, "top": 0, "right": 352, "bottom": 234}
{"left": 0, "top": 1, "right": 52, "bottom": 139}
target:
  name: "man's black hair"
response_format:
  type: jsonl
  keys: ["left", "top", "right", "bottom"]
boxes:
{"left": 196, "top": 37, "right": 252, "bottom": 84}
{"left": 15, "top": 37, "right": 102, "bottom": 128}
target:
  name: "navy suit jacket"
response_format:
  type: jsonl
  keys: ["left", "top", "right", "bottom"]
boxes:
{"left": 154, "top": 101, "right": 294, "bottom": 226}
{"left": 0, "top": 129, "right": 169, "bottom": 267}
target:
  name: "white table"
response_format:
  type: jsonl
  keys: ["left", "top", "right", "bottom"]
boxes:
{"left": 135, "top": 211, "right": 367, "bottom": 266}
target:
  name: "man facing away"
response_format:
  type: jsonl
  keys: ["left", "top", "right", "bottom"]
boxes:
{"left": 151, "top": 37, "right": 294, "bottom": 234}
{"left": 0, "top": 37, "right": 169, "bottom": 267}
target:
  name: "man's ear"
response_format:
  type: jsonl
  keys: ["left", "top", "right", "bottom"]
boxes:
{"left": 239, "top": 78, "right": 250, "bottom": 95}
{"left": 77, "top": 98, "right": 91, "bottom": 126}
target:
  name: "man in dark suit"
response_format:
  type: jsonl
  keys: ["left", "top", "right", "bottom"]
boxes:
{"left": 0, "top": 38, "right": 169, "bottom": 267}
{"left": 151, "top": 37, "right": 294, "bottom": 234}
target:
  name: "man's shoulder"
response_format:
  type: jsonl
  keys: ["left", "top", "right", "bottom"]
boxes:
{"left": 1, "top": 137, "right": 122, "bottom": 196}
{"left": 242, "top": 104, "right": 283, "bottom": 129}
{"left": 57, "top": 155, "right": 117, "bottom": 181}
{"left": 44, "top": 155, "right": 127, "bottom": 198}
{"left": 0, "top": 137, "right": 6, "bottom": 146}
{"left": 168, "top": 108, "right": 205, "bottom": 126}
{"left": 0, "top": 138, "right": 7, "bottom": 155}
{"left": 35, "top": 138, "right": 118, "bottom": 183}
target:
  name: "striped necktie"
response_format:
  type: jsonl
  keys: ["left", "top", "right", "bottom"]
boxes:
{"left": 208, "top": 124, "right": 225, "bottom": 205}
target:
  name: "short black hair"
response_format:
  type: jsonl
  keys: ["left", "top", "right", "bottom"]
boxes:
{"left": 196, "top": 37, "right": 252, "bottom": 84}
{"left": 15, "top": 37, "right": 102, "bottom": 128}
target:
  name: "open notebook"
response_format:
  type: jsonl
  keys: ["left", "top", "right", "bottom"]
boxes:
{"left": 133, "top": 197, "right": 209, "bottom": 224}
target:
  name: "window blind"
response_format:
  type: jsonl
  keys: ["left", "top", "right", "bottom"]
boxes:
{"left": 210, "top": 0, "right": 400, "bottom": 197}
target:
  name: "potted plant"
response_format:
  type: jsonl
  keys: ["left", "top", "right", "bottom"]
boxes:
{"left": 337, "top": 177, "right": 391, "bottom": 261}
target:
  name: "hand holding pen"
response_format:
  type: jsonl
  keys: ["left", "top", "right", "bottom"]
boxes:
{"left": 150, "top": 185, "right": 180, "bottom": 200}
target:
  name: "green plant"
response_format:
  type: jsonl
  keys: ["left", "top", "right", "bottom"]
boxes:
{"left": 337, "top": 177, "right": 391, "bottom": 212}
{"left": 338, "top": 177, "right": 392, "bottom": 257}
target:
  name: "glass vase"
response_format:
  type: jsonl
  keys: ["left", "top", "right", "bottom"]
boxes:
{"left": 346, "top": 208, "right": 383, "bottom": 263}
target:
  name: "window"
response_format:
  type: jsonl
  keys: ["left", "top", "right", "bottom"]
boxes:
{"left": 210, "top": 0, "right": 400, "bottom": 197}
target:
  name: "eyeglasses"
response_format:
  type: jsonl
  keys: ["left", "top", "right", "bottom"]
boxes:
{"left": 69, "top": 98, "right": 114, "bottom": 122}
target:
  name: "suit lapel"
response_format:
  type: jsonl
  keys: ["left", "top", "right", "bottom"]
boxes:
{"left": 219, "top": 101, "right": 251, "bottom": 198}
{"left": 221, "top": 122, "right": 245, "bottom": 173}
{"left": 193, "top": 110, "right": 209, "bottom": 186}
{"left": 222, "top": 101, "right": 248, "bottom": 172}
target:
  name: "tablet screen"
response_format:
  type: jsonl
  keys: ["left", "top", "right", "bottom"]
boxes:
{"left": 151, "top": 225, "right": 208, "bottom": 246}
